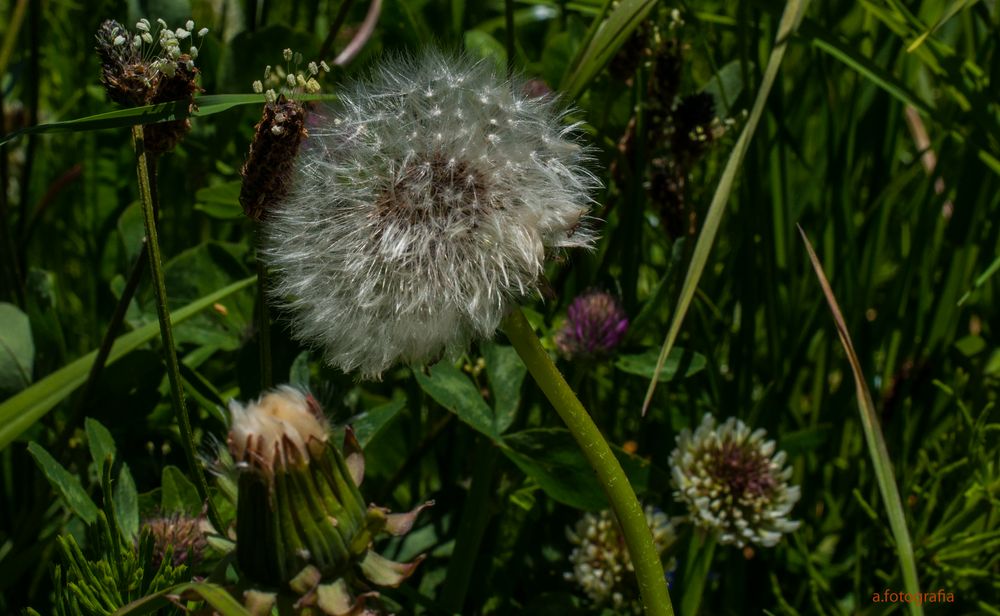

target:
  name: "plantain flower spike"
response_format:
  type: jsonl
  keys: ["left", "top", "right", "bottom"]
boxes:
{"left": 94, "top": 17, "right": 208, "bottom": 154}
{"left": 228, "top": 386, "right": 432, "bottom": 615}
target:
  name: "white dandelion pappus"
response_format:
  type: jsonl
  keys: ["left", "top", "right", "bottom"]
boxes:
{"left": 264, "top": 50, "right": 599, "bottom": 377}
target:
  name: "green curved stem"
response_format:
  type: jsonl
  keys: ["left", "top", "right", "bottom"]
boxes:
{"left": 131, "top": 125, "right": 223, "bottom": 532}
{"left": 502, "top": 307, "right": 673, "bottom": 616}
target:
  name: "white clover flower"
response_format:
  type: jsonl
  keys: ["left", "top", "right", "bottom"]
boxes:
{"left": 565, "top": 507, "right": 678, "bottom": 613}
{"left": 263, "top": 50, "right": 598, "bottom": 378}
{"left": 670, "top": 414, "right": 801, "bottom": 548}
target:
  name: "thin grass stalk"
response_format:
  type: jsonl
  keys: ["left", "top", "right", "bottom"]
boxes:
{"left": 130, "top": 125, "right": 223, "bottom": 533}
{"left": 798, "top": 226, "right": 922, "bottom": 615}
{"left": 502, "top": 307, "right": 673, "bottom": 616}
{"left": 641, "top": 0, "right": 810, "bottom": 415}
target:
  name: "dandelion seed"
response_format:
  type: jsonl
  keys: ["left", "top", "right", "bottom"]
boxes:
{"left": 262, "top": 50, "right": 598, "bottom": 377}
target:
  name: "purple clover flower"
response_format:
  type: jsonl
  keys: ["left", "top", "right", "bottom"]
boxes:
{"left": 555, "top": 290, "right": 629, "bottom": 359}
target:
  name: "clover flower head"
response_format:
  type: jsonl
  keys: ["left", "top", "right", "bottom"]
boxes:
{"left": 262, "top": 49, "right": 599, "bottom": 378}
{"left": 670, "top": 413, "right": 801, "bottom": 548}
{"left": 142, "top": 513, "right": 209, "bottom": 569}
{"left": 555, "top": 289, "right": 628, "bottom": 358}
{"left": 565, "top": 507, "right": 678, "bottom": 613}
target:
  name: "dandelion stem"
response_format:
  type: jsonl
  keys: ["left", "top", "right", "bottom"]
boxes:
{"left": 502, "top": 307, "right": 673, "bottom": 616}
{"left": 131, "top": 125, "right": 223, "bottom": 533}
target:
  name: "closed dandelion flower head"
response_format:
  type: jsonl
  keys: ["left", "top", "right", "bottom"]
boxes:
{"left": 565, "top": 507, "right": 677, "bottom": 613}
{"left": 263, "top": 50, "right": 599, "bottom": 378}
{"left": 670, "top": 413, "right": 801, "bottom": 548}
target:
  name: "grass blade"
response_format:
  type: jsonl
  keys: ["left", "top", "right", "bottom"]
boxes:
{"left": 0, "top": 276, "right": 254, "bottom": 450}
{"left": 798, "top": 225, "right": 922, "bottom": 615}
{"left": 641, "top": 0, "right": 810, "bottom": 415}
{"left": 0, "top": 94, "right": 337, "bottom": 146}
{"left": 560, "top": 0, "right": 657, "bottom": 99}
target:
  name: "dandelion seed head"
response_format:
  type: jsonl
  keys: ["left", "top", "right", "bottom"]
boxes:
{"left": 670, "top": 414, "right": 801, "bottom": 548}
{"left": 263, "top": 50, "right": 599, "bottom": 377}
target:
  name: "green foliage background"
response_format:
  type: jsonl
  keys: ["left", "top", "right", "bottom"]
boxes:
{"left": 1, "top": 0, "right": 998, "bottom": 614}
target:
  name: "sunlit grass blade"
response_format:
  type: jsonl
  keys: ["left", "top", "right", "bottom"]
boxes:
{"left": 798, "top": 225, "right": 923, "bottom": 615}
{"left": 560, "top": 0, "right": 657, "bottom": 100}
{"left": 0, "top": 276, "right": 254, "bottom": 450}
{"left": 641, "top": 0, "right": 810, "bottom": 415}
{"left": 112, "top": 582, "right": 250, "bottom": 615}
{"left": 0, "top": 94, "right": 338, "bottom": 146}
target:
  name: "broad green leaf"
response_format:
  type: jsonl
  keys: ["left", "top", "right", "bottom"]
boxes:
{"left": 0, "top": 302, "right": 34, "bottom": 396}
{"left": 85, "top": 417, "right": 117, "bottom": 469}
{"left": 415, "top": 363, "right": 497, "bottom": 439}
{"left": 289, "top": 351, "right": 311, "bottom": 388}
{"left": 482, "top": 343, "right": 526, "bottom": 434}
{"left": 701, "top": 59, "right": 750, "bottom": 116}
{"left": 114, "top": 464, "right": 140, "bottom": 541}
{"left": 350, "top": 397, "right": 408, "bottom": 448}
{"left": 162, "top": 465, "right": 202, "bottom": 516}
{"left": 615, "top": 347, "right": 706, "bottom": 381}
{"left": 113, "top": 581, "right": 250, "bottom": 615}
{"left": 0, "top": 276, "right": 255, "bottom": 450}
{"left": 955, "top": 335, "right": 986, "bottom": 357}
{"left": 500, "top": 428, "right": 650, "bottom": 511}
{"left": 464, "top": 30, "right": 507, "bottom": 74}
{"left": 194, "top": 181, "right": 244, "bottom": 220}
{"left": 27, "top": 442, "right": 99, "bottom": 524}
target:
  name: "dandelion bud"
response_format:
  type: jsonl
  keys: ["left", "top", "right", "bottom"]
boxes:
{"left": 670, "top": 414, "right": 801, "bottom": 548}
{"left": 228, "top": 387, "right": 430, "bottom": 607}
{"left": 263, "top": 50, "right": 599, "bottom": 377}
{"left": 565, "top": 507, "right": 678, "bottom": 614}
{"left": 554, "top": 290, "right": 628, "bottom": 359}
